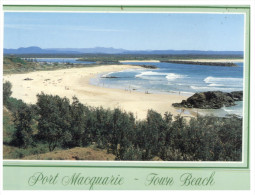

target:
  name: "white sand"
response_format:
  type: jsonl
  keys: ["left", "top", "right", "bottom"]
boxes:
{"left": 3, "top": 65, "right": 188, "bottom": 120}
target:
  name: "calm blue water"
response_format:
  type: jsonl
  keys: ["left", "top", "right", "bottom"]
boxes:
{"left": 34, "top": 58, "right": 95, "bottom": 64}
{"left": 91, "top": 62, "right": 244, "bottom": 117}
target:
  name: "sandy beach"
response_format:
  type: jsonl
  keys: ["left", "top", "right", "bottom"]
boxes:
{"left": 3, "top": 65, "right": 189, "bottom": 120}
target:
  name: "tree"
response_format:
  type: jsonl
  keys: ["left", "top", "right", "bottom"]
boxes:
{"left": 217, "top": 116, "right": 242, "bottom": 161}
{"left": 93, "top": 107, "right": 113, "bottom": 149}
{"left": 3, "top": 81, "right": 12, "bottom": 105}
{"left": 116, "top": 112, "right": 136, "bottom": 160}
{"left": 36, "top": 93, "right": 72, "bottom": 151}
{"left": 12, "top": 104, "right": 33, "bottom": 148}
{"left": 142, "top": 110, "right": 166, "bottom": 160}
{"left": 107, "top": 108, "right": 135, "bottom": 160}
{"left": 121, "top": 146, "right": 143, "bottom": 160}
{"left": 68, "top": 96, "right": 87, "bottom": 147}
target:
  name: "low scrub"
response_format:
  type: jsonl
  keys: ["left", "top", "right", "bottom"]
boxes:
{"left": 3, "top": 81, "right": 243, "bottom": 161}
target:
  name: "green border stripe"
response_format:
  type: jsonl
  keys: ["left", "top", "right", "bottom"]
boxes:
{"left": 2, "top": 164, "right": 250, "bottom": 169}
{"left": 3, "top": 5, "right": 250, "bottom": 12}
{"left": 3, "top": 5, "right": 251, "bottom": 8}
{"left": 247, "top": 8, "right": 251, "bottom": 169}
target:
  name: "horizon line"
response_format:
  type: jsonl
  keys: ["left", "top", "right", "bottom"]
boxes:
{"left": 4, "top": 46, "right": 244, "bottom": 52}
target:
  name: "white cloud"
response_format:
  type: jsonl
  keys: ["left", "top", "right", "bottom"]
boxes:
{"left": 5, "top": 23, "right": 127, "bottom": 32}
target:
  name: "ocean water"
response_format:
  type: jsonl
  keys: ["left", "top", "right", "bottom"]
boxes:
{"left": 90, "top": 62, "right": 244, "bottom": 117}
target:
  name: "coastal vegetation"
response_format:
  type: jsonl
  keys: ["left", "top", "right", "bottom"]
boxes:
{"left": 3, "top": 56, "right": 156, "bottom": 75}
{"left": 76, "top": 54, "right": 243, "bottom": 64}
{"left": 3, "top": 81, "right": 242, "bottom": 161}
{"left": 3, "top": 56, "right": 40, "bottom": 74}
{"left": 5, "top": 53, "right": 243, "bottom": 60}
{"left": 3, "top": 56, "right": 122, "bottom": 75}
{"left": 3, "top": 56, "right": 93, "bottom": 74}
{"left": 3, "top": 54, "right": 242, "bottom": 75}
{"left": 6, "top": 53, "right": 242, "bottom": 62}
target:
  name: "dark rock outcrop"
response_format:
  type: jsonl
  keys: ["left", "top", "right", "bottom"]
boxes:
{"left": 101, "top": 76, "right": 120, "bottom": 79}
{"left": 229, "top": 91, "right": 243, "bottom": 101}
{"left": 172, "top": 91, "right": 243, "bottom": 109}
{"left": 138, "top": 65, "right": 157, "bottom": 69}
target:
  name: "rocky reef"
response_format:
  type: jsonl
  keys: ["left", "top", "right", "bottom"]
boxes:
{"left": 172, "top": 91, "right": 243, "bottom": 109}
{"left": 137, "top": 64, "right": 157, "bottom": 69}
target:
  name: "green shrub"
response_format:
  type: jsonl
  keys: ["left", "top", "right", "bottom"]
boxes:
{"left": 3, "top": 112, "right": 16, "bottom": 145}
{"left": 3, "top": 81, "right": 12, "bottom": 105}
{"left": 3, "top": 90, "right": 242, "bottom": 161}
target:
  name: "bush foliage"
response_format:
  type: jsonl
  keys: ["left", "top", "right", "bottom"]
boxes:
{"left": 3, "top": 81, "right": 242, "bottom": 161}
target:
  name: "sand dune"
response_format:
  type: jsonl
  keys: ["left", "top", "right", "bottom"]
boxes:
{"left": 3, "top": 65, "right": 189, "bottom": 120}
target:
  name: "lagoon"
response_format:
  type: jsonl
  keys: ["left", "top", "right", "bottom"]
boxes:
{"left": 32, "top": 58, "right": 95, "bottom": 65}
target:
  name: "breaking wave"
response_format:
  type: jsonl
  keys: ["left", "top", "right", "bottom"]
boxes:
{"left": 101, "top": 72, "right": 115, "bottom": 78}
{"left": 166, "top": 73, "right": 187, "bottom": 81}
{"left": 135, "top": 71, "right": 187, "bottom": 81}
{"left": 204, "top": 76, "right": 243, "bottom": 86}
{"left": 190, "top": 86, "right": 237, "bottom": 92}
{"left": 135, "top": 71, "right": 168, "bottom": 78}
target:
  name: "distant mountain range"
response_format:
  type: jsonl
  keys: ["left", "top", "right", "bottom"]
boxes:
{"left": 4, "top": 46, "right": 244, "bottom": 55}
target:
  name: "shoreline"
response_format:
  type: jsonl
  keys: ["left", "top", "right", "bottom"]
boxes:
{"left": 119, "top": 59, "right": 243, "bottom": 63}
{"left": 3, "top": 65, "right": 190, "bottom": 120}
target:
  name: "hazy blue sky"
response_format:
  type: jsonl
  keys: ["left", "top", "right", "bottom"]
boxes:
{"left": 4, "top": 12, "right": 244, "bottom": 51}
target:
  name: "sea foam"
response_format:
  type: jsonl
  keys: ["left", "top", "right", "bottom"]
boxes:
{"left": 190, "top": 85, "right": 237, "bottom": 91}
{"left": 101, "top": 72, "right": 115, "bottom": 78}
{"left": 166, "top": 73, "right": 187, "bottom": 81}
{"left": 135, "top": 71, "right": 169, "bottom": 80}
{"left": 136, "top": 71, "right": 187, "bottom": 81}
{"left": 204, "top": 76, "right": 243, "bottom": 85}
{"left": 135, "top": 71, "right": 168, "bottom": 77}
